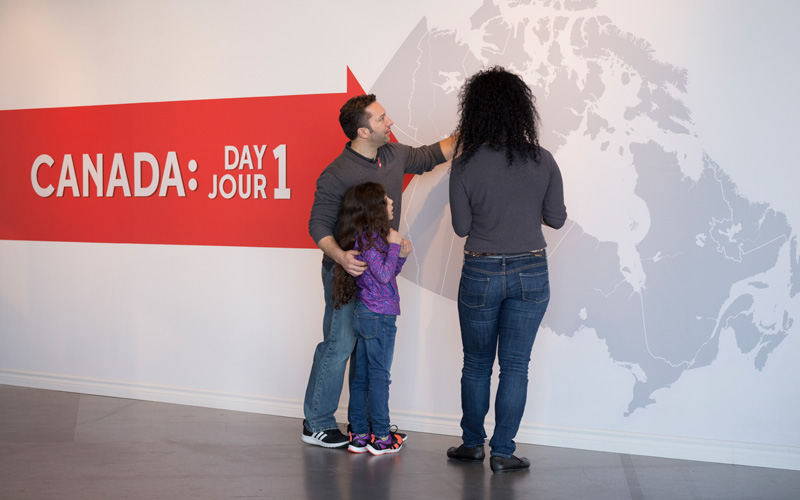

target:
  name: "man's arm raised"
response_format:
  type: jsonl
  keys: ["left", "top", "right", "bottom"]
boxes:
{"left": 438, "top": 134, "right": 459, "bottom": 162}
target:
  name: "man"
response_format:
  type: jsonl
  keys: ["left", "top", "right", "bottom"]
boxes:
{"left": 302, "top": 94, "right": 455, "bottom": 447}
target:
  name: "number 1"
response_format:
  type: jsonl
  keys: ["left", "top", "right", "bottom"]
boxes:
{"left": 273, "top": 144, "right": 290, "bottom": 199}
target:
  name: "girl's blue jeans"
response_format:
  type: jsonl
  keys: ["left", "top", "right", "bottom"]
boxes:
{"left": 348, "top": 301, "right": 397, "bottom": 437}
{"left": 457, "top": 250, "right": 549, "bottom": 458}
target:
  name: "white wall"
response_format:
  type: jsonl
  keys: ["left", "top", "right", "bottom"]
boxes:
{"left": 1, "top": 0, "right": 799, "bottom": 470}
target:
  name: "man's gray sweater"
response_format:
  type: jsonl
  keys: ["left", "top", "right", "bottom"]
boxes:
{"left": 309, "top": 141, "right": 446, "bottom": 265}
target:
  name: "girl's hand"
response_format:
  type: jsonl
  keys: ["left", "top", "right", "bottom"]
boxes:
{"left": 399, "top": 238, "right": 413, "bottom": 258}
{"left": 387, "top": 229, "right": 403, "bottom": 245}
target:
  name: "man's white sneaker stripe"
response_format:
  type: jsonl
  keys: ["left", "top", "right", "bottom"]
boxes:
{"left": 301, "top": 420, "right": 349, "bottom": 448}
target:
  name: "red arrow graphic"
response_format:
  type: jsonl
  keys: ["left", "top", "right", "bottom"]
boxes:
{"left": 0, "top": 68, "right": 366, "bottom": 248}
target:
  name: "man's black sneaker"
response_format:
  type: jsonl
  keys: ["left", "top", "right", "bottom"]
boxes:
{"left": 301, "top": 420, "right": 349, "bottom": 448}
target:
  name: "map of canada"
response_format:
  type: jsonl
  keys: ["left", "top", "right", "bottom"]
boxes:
{"left": 372, "top": 0, "right": 797, "bottom": 415}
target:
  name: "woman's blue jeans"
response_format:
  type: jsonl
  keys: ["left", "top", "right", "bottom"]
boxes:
{"left": 457, "top": 250, "right": 549, "bottom": 458}
{"left": 348, "top": 301, "right": 397, "bottom": 438}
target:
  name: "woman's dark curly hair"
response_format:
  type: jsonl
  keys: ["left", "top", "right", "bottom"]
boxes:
{"left": 332, "top": 182, "right": 391, "bottom": 309}
{"left": 453, "top": 66, "right": 541, "bottom": 166}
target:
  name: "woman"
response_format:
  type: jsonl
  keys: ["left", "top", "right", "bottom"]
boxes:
{"left": 447, "top": 66, "right": 567, "bottom": 473}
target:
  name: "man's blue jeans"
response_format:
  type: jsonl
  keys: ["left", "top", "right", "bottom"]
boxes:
{"left": 348, "top": 301, "right": 397, "bottom": 438}
{"left": 457, "top": 251, "right": 550, "bottom": 458}
{"left": 303, "top": 262, "right": 356, "bottom": 432}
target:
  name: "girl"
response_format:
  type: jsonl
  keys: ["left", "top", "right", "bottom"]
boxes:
{"left": 333, "top": 181, "right": 412, "bottom": 455}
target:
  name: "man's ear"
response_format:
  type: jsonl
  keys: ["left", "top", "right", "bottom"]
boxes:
{"left": 357, "top": 127, "right": 371, "bottom": 139}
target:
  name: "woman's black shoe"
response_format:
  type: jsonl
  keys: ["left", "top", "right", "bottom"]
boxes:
{"left": 446, "top": 444, "right": 485, "bottom": 463}
{"left": 490, "top": 455, "right": 530, "bottom": 473}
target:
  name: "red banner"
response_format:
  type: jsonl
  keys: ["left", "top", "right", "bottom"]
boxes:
{"left": 0, "top": 68, "right": 367, "bottom": 248}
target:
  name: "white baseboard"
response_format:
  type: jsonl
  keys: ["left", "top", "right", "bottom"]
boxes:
{"left": 387, "top": 409, "right": 800, "bottom": 471}
{"left": 2, "top": 368, "right": 798, "bottom": 471}
{"left": 0, "top": 369, "right": 304, "bottom": 419}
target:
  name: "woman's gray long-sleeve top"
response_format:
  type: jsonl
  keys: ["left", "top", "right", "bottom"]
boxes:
{"left": 449, "top": 145, "right": 567, "bottom": 253}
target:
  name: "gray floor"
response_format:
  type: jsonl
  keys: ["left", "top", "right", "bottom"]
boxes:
{"left": 1, "top": 385, "right": 798, "bottom": 500}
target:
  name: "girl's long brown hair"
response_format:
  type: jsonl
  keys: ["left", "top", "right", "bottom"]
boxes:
{"left": 332, "top": 182, "right": 391, "bottom": 309}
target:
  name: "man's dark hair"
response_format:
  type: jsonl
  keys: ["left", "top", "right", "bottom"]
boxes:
{"left": 339, "top": 94, "right": 377, "bottom": 140}
{"left": 454, "top": 66, "right": 541, "bottom": 166}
